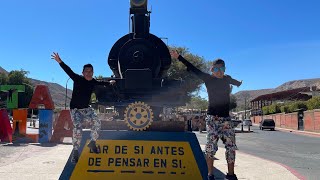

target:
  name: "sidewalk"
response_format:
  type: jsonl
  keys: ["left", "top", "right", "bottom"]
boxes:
{"left": 199, "top": 145, "right": 302, "bottom": 180}
{"left": 0, "top": 143, "right": 72, "bottom": 180}
{"left": 0, "top": 142, "right": 303, "bottom": 180}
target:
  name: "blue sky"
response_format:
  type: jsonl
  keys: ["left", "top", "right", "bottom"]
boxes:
{"left": 1, "top": 0, "right": 320, "bottom": 97}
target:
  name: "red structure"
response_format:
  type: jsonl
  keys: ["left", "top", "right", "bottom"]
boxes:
{"left": 250, "top": 87, "right": 312, "bottom": 116}
{"left": 0, "top": 109, "right": 13, "bottom": 142}
{"left": 50, "top": 110, "right": 73, "bottom": 143}
{"left": 29, "top": 85, "right": 55, "bottom": 110}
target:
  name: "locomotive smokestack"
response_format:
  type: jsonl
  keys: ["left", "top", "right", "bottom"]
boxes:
{"left": 130, "top": 0, "right": 148, "bottom": 11}
{"left": 130, "top": 0, "right": 150, "bottom": 38}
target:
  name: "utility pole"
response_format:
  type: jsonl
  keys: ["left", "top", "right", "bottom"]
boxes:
{"left": 65, "top": 78, "right": 71, "bottom": 110}
{"left": 244, "top": 96, "right": 247, "bottom": 119}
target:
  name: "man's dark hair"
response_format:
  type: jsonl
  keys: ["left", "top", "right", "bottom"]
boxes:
{"left": 83, "top": 64, "right": 93, "bottom": 72}
{"left": 212, "top": 59, "right": 225, "bottom": 67}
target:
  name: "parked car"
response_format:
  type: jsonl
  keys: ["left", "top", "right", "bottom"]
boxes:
{"left": 259, "top": 119, "right": 275, "bottom": 131}
{"left": 231, "top": 119, "right": 242, "bottom": 128}
{"left": 242, "top": 119, "right": 252, "bottom": 126}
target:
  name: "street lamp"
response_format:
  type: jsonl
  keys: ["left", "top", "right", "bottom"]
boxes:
{"left": 65, "top": 77, "right": 71, "bottom": 110}
{"left": 159, "top": 37, "right": 169, "bottom": 46}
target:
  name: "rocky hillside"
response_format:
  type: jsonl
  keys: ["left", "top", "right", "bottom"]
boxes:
{"left": 274, "top": 78, "right": 320, "bottom": 92}
{"left": 233, "top": 89, "right": 274, "bottom": 109}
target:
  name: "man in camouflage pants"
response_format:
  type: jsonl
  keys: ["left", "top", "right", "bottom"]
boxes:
{"left": 171, "top": 50, "right": 242, "bottom": 180}
{"left": 52, "top": 52, "right": 115, "bottom": 163}
{"left": 205, "top": 116, "right": 237, "bottom": 169}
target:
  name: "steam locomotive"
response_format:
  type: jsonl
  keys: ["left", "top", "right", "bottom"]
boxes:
{"left": 95, "top": 0, "right": 187, "bottom": 119}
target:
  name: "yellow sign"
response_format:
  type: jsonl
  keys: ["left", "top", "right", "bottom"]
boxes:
{"left": 71, "top": 140, "right": 203, "bottom": 180}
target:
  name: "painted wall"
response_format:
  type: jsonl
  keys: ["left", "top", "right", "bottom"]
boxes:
{"left": 251, "top": 109, "right": 320, "bottom": 133}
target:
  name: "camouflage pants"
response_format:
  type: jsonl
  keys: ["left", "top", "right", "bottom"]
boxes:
{"left": 205, "top": 115, "right": 237, "bottom": 164}
{"left": 71, "top": 108, "right": 101, "bottom": 150}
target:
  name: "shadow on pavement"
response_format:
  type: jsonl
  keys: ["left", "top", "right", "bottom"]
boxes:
{"left": 2, "top": 143, "right": 29, "bottom": 147}
{"left": 235, "top": 130, "right": 255, "bottom": 133}
{"left": 1, "top": 141, "right": 71, "bottom": 147}
{"left": 202, "top": 151, "right": 225, "bottom": 179}
{"left": 33, "top": 142, "right": 72, "bottom": 147}
{"left": 197, "top": 129, "right": 256, "bottom": 134}
{"left": 213, "top": 168, "right": 226, "bottom": 180}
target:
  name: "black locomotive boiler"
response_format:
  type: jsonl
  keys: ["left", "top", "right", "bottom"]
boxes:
{"left": 95, "top": 0, "right": 187, "bottom": 119}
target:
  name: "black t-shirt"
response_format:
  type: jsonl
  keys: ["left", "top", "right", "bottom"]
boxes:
{"left": 178, "top": 56, "right": 241, "bottom": 117}
{"left": 60, "top": 62, "right": 109, "bottom": 109}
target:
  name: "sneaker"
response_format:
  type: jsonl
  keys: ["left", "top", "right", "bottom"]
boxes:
{"left": 71, "top": 149, "right": 79, "bottom": 164}
{"left": 87, "top": 140, "right": 100, "bottom": 154}
{"left": 208, "top": 174, "right": 215, "bottom": 180}
{"left": 225, "top": 173, "right": 238, "bottom": 180}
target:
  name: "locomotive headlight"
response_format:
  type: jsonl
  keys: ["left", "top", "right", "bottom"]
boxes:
{"left": 130, "top": 0, "right": 147, "bottom": 8}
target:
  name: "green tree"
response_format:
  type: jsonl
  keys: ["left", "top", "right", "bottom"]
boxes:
{"left": 229, "top": 94, "right": 237, "bottom": 110}
{"left": 8, "top": 70, "right": 29, "bottom": 85}
{"left": 280, "top": 105, "right": 289, "bottom": 113}
{"left": 7, "top": 70, "right": 33, "bottom": 108}
{"left": 0, "top": 73, "right": 9, "bottom": 106}
{"left": 262, "top": 106, "right": 269, "bottom": 115}
{"left": 288, "top": 101, "right": 307, "bottom": 112}
{"left": 306, "top": 97, "right": 320, "bottom": 110}
{"left": 185, "top": 95, "right": 209, "bottom": 110}
{"left": 0, "top": 73, "right": 8, "bottom": 85}
{"left": 268, "top": 104, "right": 281, "bottom": 114}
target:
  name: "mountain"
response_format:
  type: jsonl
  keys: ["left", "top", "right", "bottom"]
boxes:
{"left": 29, "top": 78, "right": 72, "bottom": 109}
{"left": 274, "top": 78, "right": 320, "bottom": 92}
{"left": 233, "top": 89, "right": 274, "bottom": 110}
{"left": 0, "top": 66, "right": 8, "bottom": 75}
{"left": 234, "top": 78, "right": 320, "bottom": 110}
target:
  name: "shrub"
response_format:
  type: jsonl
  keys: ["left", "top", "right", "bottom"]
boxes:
{"left": 288, "top": 101, "right": 307, "bottom": 112}
{"left": 280, "top": 105, "right": 289, "bottom": 113}
{"left": 306, "top": 97, "right": 320, "bottom": 110}
{"left": 268, "top": 104, "right": 281, "bottom": 114}
{"left": 262, "top": 106, "right": 269, "bottom": 115}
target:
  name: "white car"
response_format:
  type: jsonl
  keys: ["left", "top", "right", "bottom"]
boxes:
{"left": 242, "top": 119, "right": 252, "bottom": 126}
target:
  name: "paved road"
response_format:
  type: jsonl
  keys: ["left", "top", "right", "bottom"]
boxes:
{"left": 196, "top": 126, "right": 320, "bottom": 180}
{"left": 1, "top": 124, "right": 319, "bottom": 179}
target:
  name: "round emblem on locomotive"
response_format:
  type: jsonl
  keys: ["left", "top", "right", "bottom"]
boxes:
{"left": 124, "top": 101, "right": 153, "bottom": 131}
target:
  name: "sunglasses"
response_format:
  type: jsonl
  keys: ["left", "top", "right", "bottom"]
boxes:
{"left": 212, "top": 67, "right": 226, "bottom": 72}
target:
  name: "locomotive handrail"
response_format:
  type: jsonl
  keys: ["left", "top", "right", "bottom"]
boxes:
{"left": 117, "top": 59, "right": 123, "bottom": 79}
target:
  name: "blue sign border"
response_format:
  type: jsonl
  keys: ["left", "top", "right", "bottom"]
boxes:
{"left": 60, "top": 131, "right": 208, "bottom": 180}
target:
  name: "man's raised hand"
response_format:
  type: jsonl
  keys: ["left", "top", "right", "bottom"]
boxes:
{"left": 170, "top": 50, "right": 180, "bottom": 59}
{"left": 51, "top": 52, "right": 62, "bottom": 63}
